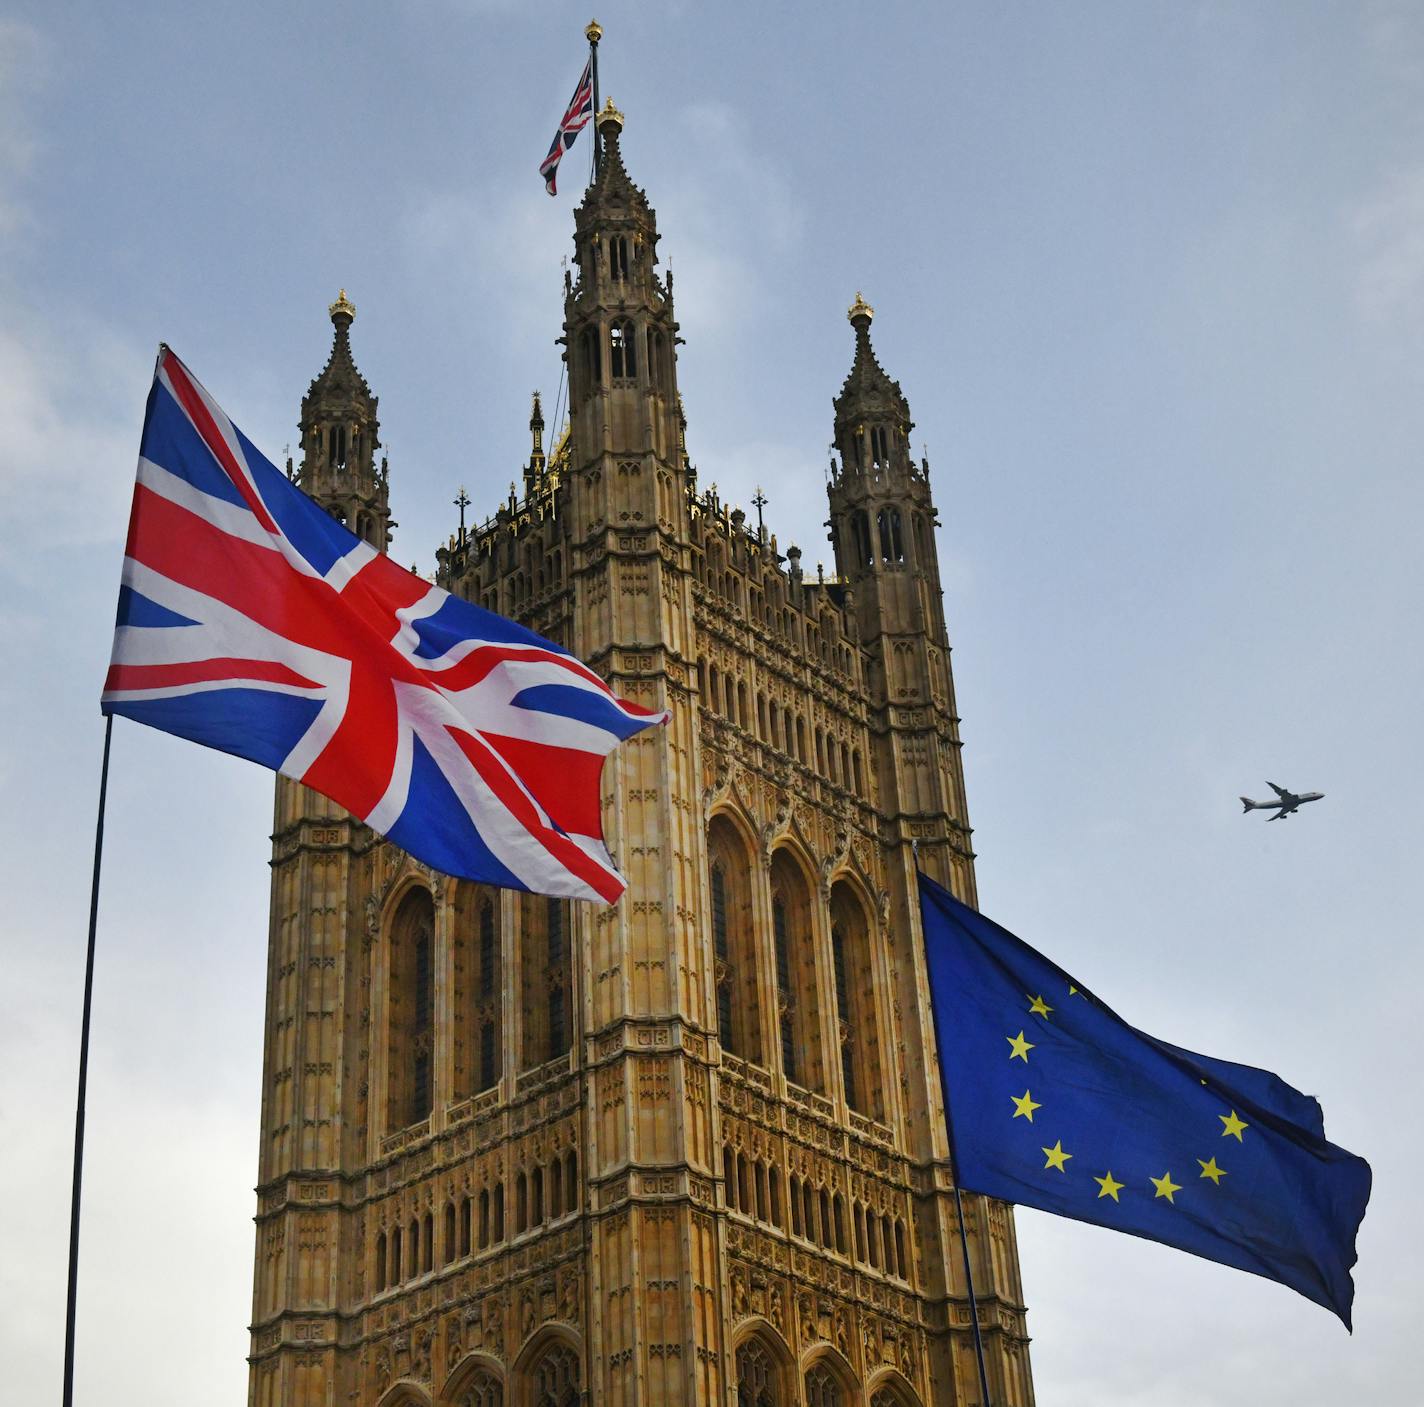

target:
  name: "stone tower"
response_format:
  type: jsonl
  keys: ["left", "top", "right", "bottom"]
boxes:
{"left": 247, "top": 105, "right": 1033, "bottom": 1407}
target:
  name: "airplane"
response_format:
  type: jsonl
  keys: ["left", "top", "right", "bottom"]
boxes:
{"left": 1240, "top": 781, "right": 1324, "bottom": 821}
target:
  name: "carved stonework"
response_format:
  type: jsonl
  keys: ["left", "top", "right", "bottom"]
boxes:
{"left": 248, "top": 105, "right": 1031, "bottom": 1407}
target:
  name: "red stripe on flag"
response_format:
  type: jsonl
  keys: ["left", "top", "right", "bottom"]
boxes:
{"left": 105, "top": 659, "right": 320, "bottom": 693}
{"left": 479, "top": 732, "right": 606, "bottom": 840}
{"left": 449, "top": 727, "right": 623, "bottom": 904}
{"left": 161, "top": 353, "right": 280, "bottom": 536}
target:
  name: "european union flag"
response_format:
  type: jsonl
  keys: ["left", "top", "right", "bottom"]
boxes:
{"left": 919, "top": 873, "right": 1371, "bottom": 1327}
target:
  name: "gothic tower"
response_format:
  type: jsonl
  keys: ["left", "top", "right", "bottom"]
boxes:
{"left": 248, "top": 105, "right": 1033, "bottom": 1407}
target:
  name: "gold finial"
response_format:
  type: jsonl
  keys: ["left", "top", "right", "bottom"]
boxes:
{"left": 848, "top": 291, "right": 874, "bottom": 326}
{"left": 329, "top": 288, "right": 356, "bottom": 324}
{"left": 585, "top": 17, "right": 603, "bottom": 43}
{"left": 597, "top": 96, "right": 624, "bottom": 132}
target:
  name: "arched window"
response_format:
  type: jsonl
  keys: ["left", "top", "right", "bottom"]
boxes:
{"left": 472, "top": 894, "right": 502, "bottom": 1092}
{"left": 387, "top": 888, "right": 436, "bottom": 1130}
{"left": 580, "top": 325, "right": 600, "bottom": 391}
{"left": 564, "top": 1150, "right": 578, "bottom": 1210}
{"left": 877, "top": 507, "right": 904, "bottom": 564}
{"left": 444, "top": 1201, "right": 457, "bottom": 1265}
{"left": 870, "top": 1385, "right": 917, "bottom": 1407}
{"left": 735, "top": 1338, "right": 780, "bottom": 1406}
{"left": 851, "top": 510, "right": 872, "bottom": 569}
{"left": 522, "top": 897, "right": 572, "bottom": 1068}
{"left": 610, "top": 320, "right": 637, "bottom": 378}
{"left": 390, "top": 1225, "right": 402, "bottom": 1282}
{"left": 708, "top": 817, "right": 763, "bottom": 1063}
{"left": 770, "top": 852, "right": 825, "bottom": 1092}
{"left": 375, "top": 1230, "right": 387, "bottom": 1291}
{"left": 529, "top": 1343, "right": 580, "bottom": 1406}
{"left": 829, "top": 883, "right": 885, "bottom": 1119}
{"left": 423, "top": 1211, "right": 434, "bottom": 1272}
{"left": 456, "top": 1368, "right": 503, "bottom": 1407}
{"left": 610, "top": 235, "right": 629, "bottom": 280}
{"left": 650, "top": 330, "right": 666, "bottom": 389}
{"left": 549, "top": 1156, "right": 563, "bottom": 1219}
{"left": 805, "top": 1362, "right": 845, "bottom": 1407}
{"left": 479, "top": 1189, "right": 490, "bottom": 1249}
{"left": 871, "top": 425, "right": 889, "bottom": 466}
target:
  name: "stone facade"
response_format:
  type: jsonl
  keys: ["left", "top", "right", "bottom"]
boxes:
{"left": 248, "top": 104, "right": 1035, "bottom": 1407}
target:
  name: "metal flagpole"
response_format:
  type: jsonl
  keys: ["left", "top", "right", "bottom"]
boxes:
{"left": 587, "top": 18, "right": 603, "bottom": 171}
{"left": 914, "top": 845, "right": 995, "bottom": 1407}
{"left": 63, "top": 711, "right": 115, "bottom": 1407}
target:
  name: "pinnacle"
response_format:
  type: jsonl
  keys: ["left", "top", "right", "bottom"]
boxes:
{"left": 834, "top": 300, "right": 908, "bottom": 424}
{"left": 306, "top": 296, "right": 374, "bottom": 410}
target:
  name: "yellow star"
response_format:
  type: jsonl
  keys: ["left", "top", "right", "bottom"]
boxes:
{"left": 1219, "top": 1110, "right": 1249, "bottom": 1142}
{"left": 1041, "top": 1140, "right": 1072, "bottom": 1172}
{"left": 1198, "top": 1156, "right": 1227, "bottom": 1184}
{"left": 1068, "top": 984, "right": 1084, "bottom": 997}
{"left": 1149, "top": 1171, "right": 1182, "bottom": 1203}
{"left": 1006, "top": 1030, "right": 1035, "bottom": 1062}
{"left": 1027, "top": 993, "right": 1054, "bottom": 1019}
{"left": 1011, "top": 1089, "right": 1041, "bottom": 1122}
{"left": 1094, "top": 1170, "right": 1124, "bottom": 1201}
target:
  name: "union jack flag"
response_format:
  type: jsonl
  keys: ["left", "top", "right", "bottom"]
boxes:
{"left": 539, "top": 58, "right": 594, "bottom": 196}
{"left": 102, "top": 348, "right": 666, "bottom": 903}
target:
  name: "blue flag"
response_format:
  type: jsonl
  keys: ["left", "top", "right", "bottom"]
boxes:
{"left": 919, "top": 873, "right": 1371, "bottom": 1327}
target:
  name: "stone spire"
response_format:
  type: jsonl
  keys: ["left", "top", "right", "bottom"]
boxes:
{"left": 833, "top": 293, "right": 914, "bottom": 465}
{"left": 524, "top": 389, "right": 547, "bottom": 493}
{"left": 297, "top": 292, "right": 392, "bottom": 549}
{"left": 826, "top": 294, "right": 937, "bottom": 596}
{"left": 562, "top": 102, "right": 684, "bottom": 488}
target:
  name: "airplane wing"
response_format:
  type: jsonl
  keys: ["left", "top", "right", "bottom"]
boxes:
{"left": 1267, "top": 781, "right": 1288, "bottom": 798}
{"left": 1267, "top": 809, "right": 1288, "bottom": 821}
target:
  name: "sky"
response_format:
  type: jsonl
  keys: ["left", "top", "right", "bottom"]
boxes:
{"left": 2, "top": 1, "right": 1421, "bottom": 1402}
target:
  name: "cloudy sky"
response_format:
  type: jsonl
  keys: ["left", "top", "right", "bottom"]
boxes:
{"left": 3, "top": 1, "right": 1421, "bottom": 1402}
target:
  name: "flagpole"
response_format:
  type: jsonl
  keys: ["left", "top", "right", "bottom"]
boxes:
{"left": 63, "top": 711, "right": 115, "bottom": 1407}
{"left": 587, "top": 18, "right": 603, "bottom": 170}
{"left": 914, "top": 849, "right": 995, "bottom": 1407}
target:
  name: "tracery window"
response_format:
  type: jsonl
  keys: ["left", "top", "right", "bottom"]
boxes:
{"left": 708, "top": 818, "right": 763, "bottom": 1063}
{"left": 530, "top": 1344, "right": 580, "bottom": 1407}
{"left": 770, "top": 851, "right": 825, "bottom": 1092}
{"left": 473, "top": 894, "right": 501, "bottom": 1093}
{"left": 871, "top": 425, "right": 889, "bottom": 465}
{"left": 805, "top": 1363, "right": 844, "bottom": 1407}
{"left": 610, "top": 320, "right": 637, "bottom": 378}
{"left": 851, "top": 510, "right": 873, "bottom": 569}
{"left": 610, "top": 235, "right": 630, "bottom": 280}
{"left": 580, "top": 325, "right": 600, "bottom": 391}
{"left": 736, "top": 1338, "right": 780, "bottom": 1406}
{"left": 387, "top": 888, "right": 436, "bottom": 1130}
{"left": 878, "top": 506, "right": 904, "bottom": 564}
{"left": 829, "top": 882, "right": 885, "bottom": 1119}
{"left": 870, "top": 1386, "right": 917, "bottom": 1407}
{"left": 457, "top": 1368, "right": 503, "bottom": 1407}
{"left": 521, "top": 896, "right": 572, "bottom": 1068}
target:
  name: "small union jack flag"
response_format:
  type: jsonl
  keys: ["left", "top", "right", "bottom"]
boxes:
{"left": 539, "top": 58, "right": 594, "bottom": 196}
{"left": 103, "top": 348, "right": 666, "bottom": 902}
